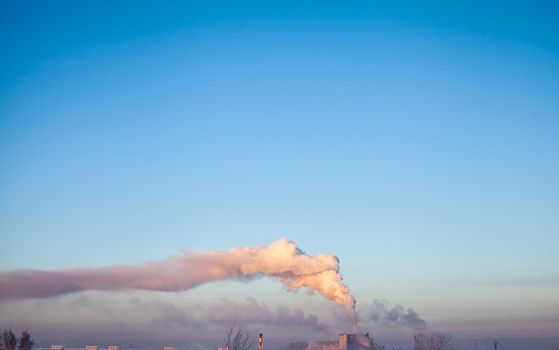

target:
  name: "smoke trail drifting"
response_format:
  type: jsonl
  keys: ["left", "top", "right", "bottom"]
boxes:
{"left": 365, "top": 300, "right": 427, "bottom": 329}
{"left": 0, "top": 238, "right": 356, "bottom": 319}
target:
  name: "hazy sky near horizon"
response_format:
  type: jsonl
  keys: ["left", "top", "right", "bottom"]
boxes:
{"left": 1, "top": 0, "right": 558, "bottom": 347}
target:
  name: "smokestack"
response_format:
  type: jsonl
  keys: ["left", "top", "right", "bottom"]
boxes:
{"left": 258, "top": 333, "right": 263, "bottom": 350}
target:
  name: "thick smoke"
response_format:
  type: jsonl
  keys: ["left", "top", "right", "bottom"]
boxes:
{"left": 365, "top": 300, "right": 427, "bottom": 330}
{"left": 127, "top": 297, "right": 331, "bottom": 333}
{"left": 197, "top": 297, "right": 330, "bottom": 333}
{"left": 0, "top": 238, "right": 355, "bottom": 318}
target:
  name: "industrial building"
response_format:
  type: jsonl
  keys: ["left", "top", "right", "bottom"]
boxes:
{"left": 307, "top": 333, "right": 376, "bottom": 350}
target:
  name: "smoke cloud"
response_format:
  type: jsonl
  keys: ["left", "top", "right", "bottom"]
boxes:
{"left": 209, "top": 297, "right": 331, "bottom": 334}
{"left": 365, "top": 300, "right": 427, "bottom": 330}
{"left": 0, "top": 238, "right": 355, "bottom": 316}
{"left": 142, "top": 297, "right": 331, "bottom": 334}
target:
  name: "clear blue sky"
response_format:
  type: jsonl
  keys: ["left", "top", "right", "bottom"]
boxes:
{"left": 1, "top": 0, "right": 558, "bottom": 346}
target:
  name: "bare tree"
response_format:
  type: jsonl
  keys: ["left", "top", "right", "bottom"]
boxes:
{"left": 223, "top": 325, "right": 256, "bottom": 350}
{"left": 2, "top": 329, "right": 18, "bottom": 350}
{"left": 17, "top": 331, "right": 34, "bottom": 350}
{"left": 413, "top": 331, "right": 453, "bottom": 350}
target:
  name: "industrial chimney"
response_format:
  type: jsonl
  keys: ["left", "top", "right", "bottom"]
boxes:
{"left": 258, "top": 334, "right": 263, "bottom": 350}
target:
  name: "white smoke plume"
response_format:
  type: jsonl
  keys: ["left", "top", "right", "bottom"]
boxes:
{"left": 0, "top": 238, "right": 356, "bottom": 319}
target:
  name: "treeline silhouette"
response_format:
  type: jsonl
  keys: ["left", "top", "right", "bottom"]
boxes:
{"left": 1, "top": 328, "right": 35, "bottom": 350}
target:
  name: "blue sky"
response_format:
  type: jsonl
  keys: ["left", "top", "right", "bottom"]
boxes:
{"left": 1, "top": 0, "right": 558, "bottom": 347}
